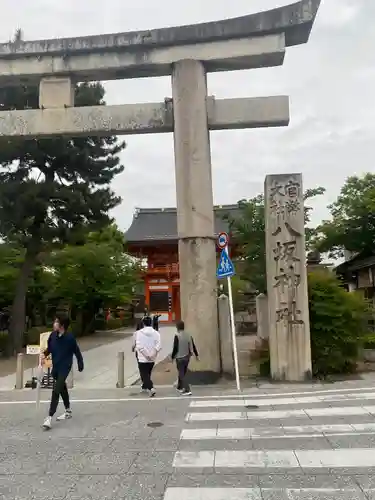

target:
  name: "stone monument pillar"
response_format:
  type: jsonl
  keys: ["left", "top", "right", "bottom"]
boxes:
{"left": 171, "top": 59, "right": 220, "bottom": 380}
{"left": 264, "top": 173, "right": 312, "bottom": 381}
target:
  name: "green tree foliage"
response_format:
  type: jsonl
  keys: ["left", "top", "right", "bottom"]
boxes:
{"left": 26, "top": 264, "right": 56, "bottom": 328}
{"left": 47, "top": 225, "right": 139, "bottom": 336}
{"left": 0, "top": 242, "right": 55, "bottom": 320}
{"left": 0, "top": 225, "right": 138, "bottom": 343}
{"left": 86, "top": 223, "right": 126, "bottom": 250}
{"left": 0, "top": 243, "right": 21, "bottom": 309}
{"left": 316, "top": 173, "right": 375, "bottom": 258}
{"left": 308, "top": 271, "right": 371, "bottom": 376}
{"left": 227, "top": 187, "right": 325, "bottom": 293}
{"left": 0, "top": 37, "right": 125, "bottom": 351}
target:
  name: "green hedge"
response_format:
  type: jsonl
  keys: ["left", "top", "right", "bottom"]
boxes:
{"left": 364, "top": 333, "right": 375, "bottom": 350}
{"left": 95, "top": 316, "right": 132, "bottom": 331}
{"left": 309, "top": 271, "right": 370, "bottom": 376}
{"left": 106, "top": 318, "right": 124, "bottom": 330}
{"left": 252, "top": 271, "right": 371, "bottom": 378}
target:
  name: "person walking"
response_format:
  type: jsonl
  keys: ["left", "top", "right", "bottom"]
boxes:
{"left": 42, "top": 317, "right": 84, "bottom": 430}
{"left": 171, "top": 320, "right": 199, "bottom": 396}
{"left": 132, "top": 319, "right": 146, "bottom": 392}
{"left": 132, "top": 316, "right": 161, "bottom": 397}
{"left": 152, "top": 314, "right": 161, "bottom": 331}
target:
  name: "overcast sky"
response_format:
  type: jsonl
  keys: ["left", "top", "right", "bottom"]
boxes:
{"left": 1, "top": 0, "right": 374, "bottom": 231}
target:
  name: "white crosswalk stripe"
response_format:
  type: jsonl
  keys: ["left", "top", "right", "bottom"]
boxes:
{"left": 164, "top": 487, "right": 375, "bottom": 500}
{"left": 173, "top": 448, "right": 375, "bottom": 468}
{"left": 189, "top": 391, "right": 375, "bottom": 407}
{"left": 180, "top": 422, "right": 375, "bottom": 440}
{"left": 186, "top": 404, "right": 375, "bottom": 421}
{"left": 163, "top": 385, "right": 375, "bottom": 500}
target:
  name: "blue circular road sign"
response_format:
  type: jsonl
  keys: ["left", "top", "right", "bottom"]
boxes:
{"left": 217, "top": 232, "right": 229, "bottom": 249}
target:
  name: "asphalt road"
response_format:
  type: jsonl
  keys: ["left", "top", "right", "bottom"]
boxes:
{"left": 2, "top": 380, "right": 375, "bottom": 499}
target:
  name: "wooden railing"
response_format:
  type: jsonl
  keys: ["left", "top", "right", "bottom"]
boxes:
{"left": 147, "top": 263, "right": 179, "bottom": 274}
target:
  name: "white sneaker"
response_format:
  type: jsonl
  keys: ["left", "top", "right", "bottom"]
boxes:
{"left": 140, "top": 388, "right": 147, "bottom": 393}
{"left": 149, "top": 388, "right": 156, "bottom": 398}
{"left": 57, "top": 409, "right": 72, "bottom": 421}
{"left": 182, "top": 391, "right": 192, "bottom": 396}
{"left": 42, "top": 416, "right": 52, "bottom": 430}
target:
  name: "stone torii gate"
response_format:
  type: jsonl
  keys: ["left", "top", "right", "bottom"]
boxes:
{"left": 0, "top": 0, "right": 320, "bottom": 382}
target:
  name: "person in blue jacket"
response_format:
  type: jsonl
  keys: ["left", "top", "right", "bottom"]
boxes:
{"left": 42, "top": 317, "right": 84, "bottom": 430}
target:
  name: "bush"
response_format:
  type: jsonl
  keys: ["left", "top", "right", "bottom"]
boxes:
{"left": 250, "top": 271, "right": 371, "bottom": 378}
{"left": 106, "top": 318, "right": 123, "bottom": 330}
{"left": 94, "top": 317, "right": 106, "bottom": 331}
{"left": 364, "top": 333, "right": 375, "bottom": 350}
{"left": 93, "top": 313, "right": 132, "bottom": 332}
{"left": 0, "top": 326, "right": 49, "bottom": 356}
{"left": 25, "top": 325, "right": 49, "bottom": 345}
{"left": 120, "top": 314, "right": 132, "bottom": 327}
{"left": 250, "top": 338, "right": 270, "bottom": 377}
{"left": 308, "top": 271, "right": 371, "bottom": 377}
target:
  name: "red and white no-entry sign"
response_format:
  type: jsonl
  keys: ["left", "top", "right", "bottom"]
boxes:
{"left": 217, "top": 232, "right": 229, "bottom": 249}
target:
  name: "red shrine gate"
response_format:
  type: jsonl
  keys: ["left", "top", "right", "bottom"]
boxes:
{"left": 125, "top": 205, "right": 238, "bottom": 324}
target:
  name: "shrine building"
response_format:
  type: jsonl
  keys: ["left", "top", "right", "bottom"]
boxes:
{"left": 125, "top": 205, "right": 239, "bottom": 324}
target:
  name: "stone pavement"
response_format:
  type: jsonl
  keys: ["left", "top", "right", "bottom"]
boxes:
{"left": 73, "top": 326, "right": 175, "bottom": 389}
{"left": 0, "top": 326, "right": 176, "bottom": 390}
{"left": 2, "top": 379, "right": 375, "bottom": 498}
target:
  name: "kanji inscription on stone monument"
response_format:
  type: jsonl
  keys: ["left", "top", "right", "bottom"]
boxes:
{"left": 265, "top": 173, "right": 312, "bottom": 381}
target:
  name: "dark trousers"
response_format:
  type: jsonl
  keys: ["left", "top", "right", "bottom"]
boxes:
{"left": 49, "top": 373, "right": 70, "bottom": 417}
{"left": 176, "top": 355, "right": 190, "bottom": 392}
{"left": 138, "top": 362, "right": 155, "bottom": 390}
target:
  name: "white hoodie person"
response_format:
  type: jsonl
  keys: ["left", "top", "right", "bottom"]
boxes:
{"left": 132, "top": 316, "right": 161, "bottom": 396}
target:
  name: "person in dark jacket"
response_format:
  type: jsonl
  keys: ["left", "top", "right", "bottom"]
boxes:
{"left": 42, "top": 317, "right": 84, "bottom": 429}
{"left": 171, "top": 320, "right": 199, "bottom": 396}
{"left": 152, "top": 314, "right": 161, "bottom": 331}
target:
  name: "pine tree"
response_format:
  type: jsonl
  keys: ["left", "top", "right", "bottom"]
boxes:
{"left": 0, "top": 36, "right": 125, "bottom": 352}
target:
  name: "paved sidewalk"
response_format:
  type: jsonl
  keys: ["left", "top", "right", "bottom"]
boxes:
{"left": 2, "top": 379, "right": 375, "bottom": 498}
{"left": 73, "top": 326, "right": 175, "bottom": 389}
{"left": 0, "top": 326, "right": 176, "bottom": 390}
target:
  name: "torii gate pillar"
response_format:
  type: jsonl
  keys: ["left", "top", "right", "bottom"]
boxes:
{"left": 172, "top": 60, "right": 220, "bottom": 377}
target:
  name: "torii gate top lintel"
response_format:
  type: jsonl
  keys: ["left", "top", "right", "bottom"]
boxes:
{"left": 0, "top": 0, "right": 320, "bottom": 138}
{"left": 0, "top": 0, "right": 320, "bottom": 57}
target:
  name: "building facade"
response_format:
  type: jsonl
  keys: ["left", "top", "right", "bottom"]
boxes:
{"left": 335, "top": 252, "right": 375, "bottom": 298}
{"left": 125, "top": 205, "right": 239, "bottom": 323}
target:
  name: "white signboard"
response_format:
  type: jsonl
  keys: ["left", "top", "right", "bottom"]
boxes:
{"left": 26, "top": 345, "right": 40, "bottom": 355}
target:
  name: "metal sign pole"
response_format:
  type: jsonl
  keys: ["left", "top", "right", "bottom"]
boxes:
{"left": 36, "top": 353, "right": 42, "bottom": 410}
{"left": 225, "top": 245, "right": 241, "bottom": 392}
{"left": 216, "top": 233, "right": 241, "bottom": 393}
